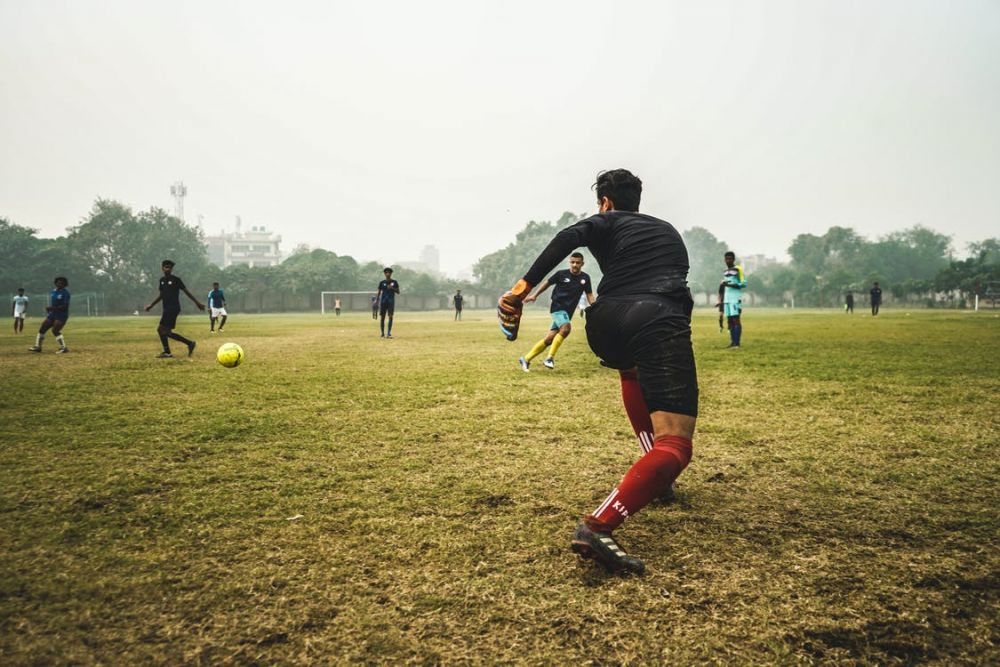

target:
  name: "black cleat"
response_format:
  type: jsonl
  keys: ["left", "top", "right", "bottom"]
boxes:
{"left": 187, "top": 341, "right": 197, "bottom": 357}
{"left": 571, "top": 522, "right": 645, "bottom": 575}
{"left": 157, "top": 352, "right": 173, "bottom": 358}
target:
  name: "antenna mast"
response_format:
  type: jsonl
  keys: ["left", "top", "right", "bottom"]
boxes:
{"left": 170, "top": 181, "right": 188, "bottom": 221}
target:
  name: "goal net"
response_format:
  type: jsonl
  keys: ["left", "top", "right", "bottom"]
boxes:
{"left": 320, "top": 291, "right": 375, "bottom": 314}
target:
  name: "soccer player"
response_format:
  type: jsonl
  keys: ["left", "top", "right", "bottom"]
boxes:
{"left": 144, "top": 260, "right": 205, "bottom": 358}
{"left": 453, "top": 290, "right": 464, "bottom": 321}
{"left": 370, "top": 295, "right": 378, "bottom": 320}
{"left": 719, "top": 251, "right": 746, "bottom": 348}
{"left": 334, "top": 297, "right": 342, "bottom": 316}
{"left": 518, "top": 253, "right": 594, "bottom": 371}
{"left": 845, "top": 291, "right": 855, "bottom": 314}
{"left": 497, "top": 169, "right": 697, "bottom": 574}
{"left": 870, "top": 282, "right": 882, "bottom": 316}
{"left": 28, "top": 277, "right": 70, "bottom": 353}
{"left": 207, "top": 282, "right": 228, "bottom": 332}
{"left": 376, "top": 267, "right": 400, "bottom": 338}
{"left": 12, "top": 287, "right": 28, "bottom": 334}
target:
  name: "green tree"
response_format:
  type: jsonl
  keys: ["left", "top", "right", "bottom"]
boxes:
{"left": 783, "top": 225, "right": 951, "bottom": 305}
{"left": 474, "top": 212, "right": 590, "bottom": 295}
{"left": 0, "top": 217, "right": 44, "bottom": 290}
{"left": 935, "top": 238, "right": 1000, "bottom": 301}
{"left": 681, "top": 227, "right": 729, "bottom": 303}
{"left": 66, "top": 200, "right": 209, "bottom": 312}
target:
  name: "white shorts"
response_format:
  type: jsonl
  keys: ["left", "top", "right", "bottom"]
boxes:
{"left": 211, "top": 307, "right": 228, "bottom": 318}
{"left": 14, "top": 310, "right": 26, "bottom": 319}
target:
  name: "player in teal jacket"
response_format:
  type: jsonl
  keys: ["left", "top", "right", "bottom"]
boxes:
{"left": 719, "top": 251, "right": 746, "bottom": 348}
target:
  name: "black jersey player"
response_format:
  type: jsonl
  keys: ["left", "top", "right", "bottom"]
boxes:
{"left": 498, "top": 169, "right": 697, "bottom": 574}
{"left": 145, "top": 260, "right": 205, "bottom": 358}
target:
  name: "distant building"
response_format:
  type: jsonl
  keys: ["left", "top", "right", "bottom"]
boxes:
{"left": 396, "top": 244, "right": 441, "bottom": 276}
{"left": 204, "top": 218, "right": 283, "bottom": 268}
{"left": 419, "top": 245, "right": 440, "bottom": 274}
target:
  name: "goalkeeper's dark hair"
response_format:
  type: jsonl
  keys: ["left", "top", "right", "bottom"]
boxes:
{"left": 570, "top": 252, "right": 584, "bottom": 260}
{"left": 594, "top": 169, "right": 642, "bottom": 212}
{"left": 54, "top": 276, "right": 68, "bottom": 285}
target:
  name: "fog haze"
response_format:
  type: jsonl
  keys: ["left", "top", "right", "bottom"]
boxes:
{"left": 2, "top": 0, "right": 998, "bottom": 275}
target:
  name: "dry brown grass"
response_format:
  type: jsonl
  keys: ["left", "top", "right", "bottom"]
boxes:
{"left": 1, "top": 309, "right": 997, "bottom": 664}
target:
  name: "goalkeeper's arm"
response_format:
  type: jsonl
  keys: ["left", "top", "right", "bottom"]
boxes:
{"left": 498, "top": 217, "right": 593, "bottom": 341}
{"left": 497, "top": 279, "right": 532, "bottom": 341}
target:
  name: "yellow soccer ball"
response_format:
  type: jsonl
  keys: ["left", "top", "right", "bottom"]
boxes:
{"left": 217, "top": 342, "right": 245, "bottom": 368}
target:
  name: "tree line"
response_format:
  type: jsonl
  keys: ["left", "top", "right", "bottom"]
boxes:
{"left": 474, "top": 212, "right": 998, "bottom": 308}
{"left": 1, "top": 200, "right": 477, "bottom": 314}
{"left": 4, "top": 199, "right": 997, "bottom": 313}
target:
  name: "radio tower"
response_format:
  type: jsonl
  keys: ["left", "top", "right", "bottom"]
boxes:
{"left": 170, "top": 181, "right": 188, "bottom": 222}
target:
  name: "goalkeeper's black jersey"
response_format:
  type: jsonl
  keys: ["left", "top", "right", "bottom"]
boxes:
{"left": 523, "top": 211, "right": 689, "bottom": 300}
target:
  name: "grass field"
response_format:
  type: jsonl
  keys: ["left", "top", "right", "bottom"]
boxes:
{"left": 1, "top": 308, "right": 998, "bottom": 664}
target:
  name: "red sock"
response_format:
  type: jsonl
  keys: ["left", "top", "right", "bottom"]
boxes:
{"left": 620, "top": 370, "right": 654, "bottom": 453}
{"left": 588, "top": 435, "right": 693, "bottom": 532}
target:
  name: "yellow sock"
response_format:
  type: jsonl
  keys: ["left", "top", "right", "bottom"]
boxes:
{"left": 548, "top": 333, "right": 566, "bottom": 359}
{"left": 525, "top": 338, "right": 549, "bottom": 362}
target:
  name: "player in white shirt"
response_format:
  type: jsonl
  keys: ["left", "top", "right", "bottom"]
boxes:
{"left": 12, "top": 288, "right": 28, "bottom": 334}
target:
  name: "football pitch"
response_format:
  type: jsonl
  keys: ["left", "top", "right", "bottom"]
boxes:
{"left": 1, "top": 309, "right": 998, "bottom": 664}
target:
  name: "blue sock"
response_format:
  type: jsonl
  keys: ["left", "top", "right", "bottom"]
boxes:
{"left": 387, "top": 318, "right": 393, "bottom": 335}
{"left": 730, "top": 325, "right": 737, "bottom": 346}
{"left": 380, "top": 320, "right": 385, "bottom": 335}
{"left": 735, "top": 325, "right": 742, "bottom": 346}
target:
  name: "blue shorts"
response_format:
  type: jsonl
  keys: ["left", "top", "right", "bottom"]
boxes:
{"left": 549, "top": 310, "right": 572, "bottom": 330}
{"left": 724, "top": 302, "right": 742, "bottom": 318}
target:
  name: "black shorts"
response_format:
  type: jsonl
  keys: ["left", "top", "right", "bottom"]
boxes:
{"left": 379, "top": 302, "right": 395, "bottom": 317}
{"left": 585, "top": 295, "right": 698, "bottom": 417}
{"left": 160, "top": 308, "right": 180, "bottom": 329}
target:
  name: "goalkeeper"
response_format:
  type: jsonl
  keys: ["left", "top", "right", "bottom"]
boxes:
{"left": 498, "top": 169, "right": 697, "bottom": 575}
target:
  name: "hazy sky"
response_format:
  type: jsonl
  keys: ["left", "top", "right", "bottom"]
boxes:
{"left": 2, "top": 0, "right": 998, "bottom": 276}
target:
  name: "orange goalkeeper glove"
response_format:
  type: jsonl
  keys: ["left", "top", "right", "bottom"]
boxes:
{"left": 497, "top": 279, "right": 532, "bottom": 341}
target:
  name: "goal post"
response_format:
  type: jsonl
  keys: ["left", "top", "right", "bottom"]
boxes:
{"left": 320, "top": 291, "right": 374, "bottom": 314}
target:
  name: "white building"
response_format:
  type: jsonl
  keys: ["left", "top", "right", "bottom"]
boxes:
{"left": 204, "top": 219, "right": 283, "bottom": 268}
{"left": 396, "top": 244, "right": 441, "bottom": 276}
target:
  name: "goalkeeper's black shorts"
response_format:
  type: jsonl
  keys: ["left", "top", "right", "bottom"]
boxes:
{"left": 585, "top": 294, "right": 698, "bottom": 417}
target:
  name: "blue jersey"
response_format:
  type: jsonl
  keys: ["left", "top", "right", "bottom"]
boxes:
{"left": 207, "top": 289, "right": 226, "bottom": 308}
{"left": 48, "top": 288, "right": 70, "bottom": 320}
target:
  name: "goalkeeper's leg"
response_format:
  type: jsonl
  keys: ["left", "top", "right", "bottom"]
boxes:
{"left": 586, "top": 424, "right": 692, "bottom": 532}
{"left": 574, "top": 298, "right": 698, "bottom": 571}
